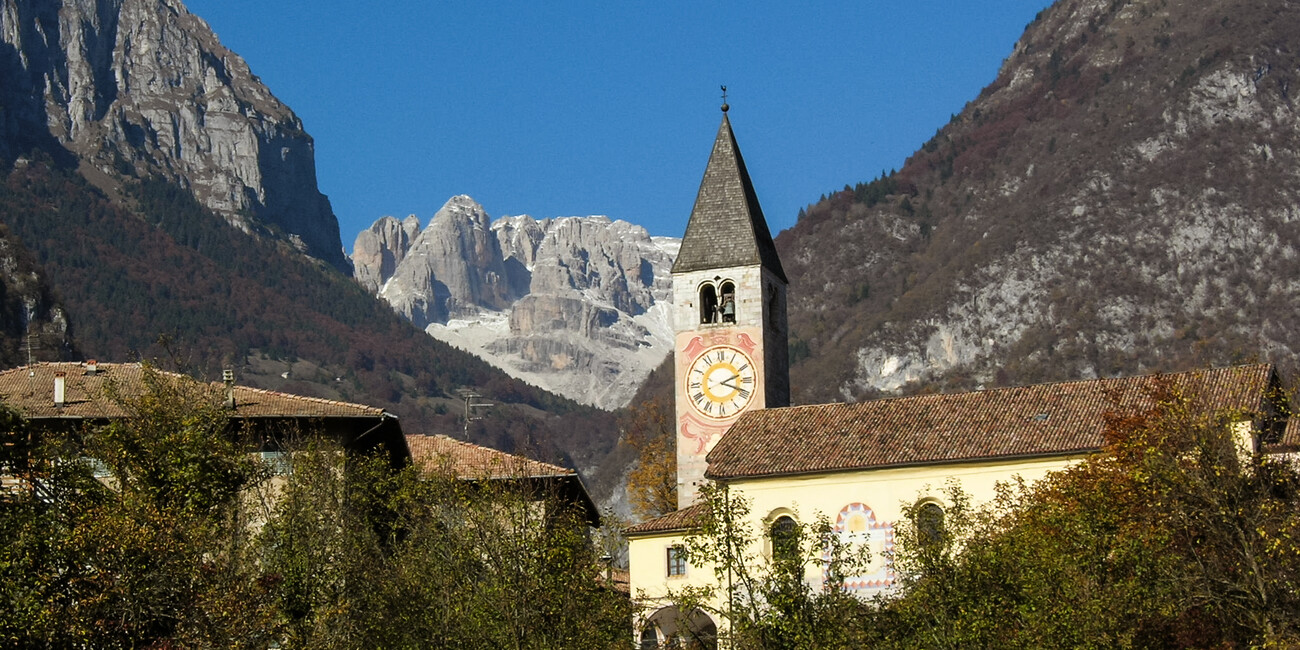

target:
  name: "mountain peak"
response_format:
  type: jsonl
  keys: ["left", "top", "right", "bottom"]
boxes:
{"left": 0, "top": 0, "right": 348, "bottom": 271}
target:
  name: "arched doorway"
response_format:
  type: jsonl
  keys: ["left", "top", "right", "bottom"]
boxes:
{"left": 642, "top": 605, "right": 718, "bottom": 649}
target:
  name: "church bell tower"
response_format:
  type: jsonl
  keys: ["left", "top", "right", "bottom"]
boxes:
{"left": 672, "top": 104, "right": 789, "bottom": 508}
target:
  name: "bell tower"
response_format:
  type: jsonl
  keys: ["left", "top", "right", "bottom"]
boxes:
{"left": 672, "top": 104, "right": 789, "bottom": 508}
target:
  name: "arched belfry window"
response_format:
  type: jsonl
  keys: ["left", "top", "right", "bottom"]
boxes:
{"left": 699, "top": 284, "right": 718, "bottom": 324}
{"left": 719, "top": 281, "right": 736, "bottom": 323}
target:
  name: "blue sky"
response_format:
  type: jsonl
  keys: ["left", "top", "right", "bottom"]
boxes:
{"left": 183, "top": 1, "right": 1053, "bottom": 248}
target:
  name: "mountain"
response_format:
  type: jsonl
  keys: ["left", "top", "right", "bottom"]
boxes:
{"left": 779, "top": 0, "right": 1300, "bottom": 404}
{"left": 0, "top": 0, "right": 630, "bottom": 506}
{"left": 355, "top": 196, "right": 679, "bottom": 409}
{"left": 0, "top": 0, "right": 347, "bottom": 270}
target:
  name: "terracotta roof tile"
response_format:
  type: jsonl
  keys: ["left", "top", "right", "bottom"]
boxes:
{"left": 1271, "top": 413, "right": 1300, "bottom": 453}
{"left": 707, "top": 365, "right": 1276, "bottom": 480}
{"left": 405, "top": 434, "right": 576, "bottom": 480}
{"left": 0, "top": 362, "right": 385, "bottom": 419}
{"left": 626, "top": 503, "right": 708, "bottom": 537}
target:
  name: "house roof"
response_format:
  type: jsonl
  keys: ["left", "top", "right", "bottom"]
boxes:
{"left": 405, "top": 434, "right": 576, "bottom": 480}
{"left": 1271, "top": 413, "right": 1300, "bottom": 453}
{"left": 405, "top": 434, "right": 601, "bottom": 526}
{"left": 671, "top": 110, "right": 786, "bottom": 282}
{"left": 0, "top": 362, "right": 387, "bottom": 420}
{"left": 625, "top": 502, "right": 709, "bottom": 537}
{"left": 706, "top": 364, "right": 1278, "bottom": 480}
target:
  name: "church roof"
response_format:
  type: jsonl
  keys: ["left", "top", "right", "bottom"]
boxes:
{"left": 671, "top": 112, "right": 787, "bottom": 282}
{"left": 706, "top": 364, "right": 1279, "bottom": 480}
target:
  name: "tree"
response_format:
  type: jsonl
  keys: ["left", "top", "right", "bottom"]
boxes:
{"left": 0, "top": 365, "right": 279, "bottom": 648}
{"left": 624, "top": 396, "right": 678, "bottom": 519}
{"left": 260, "top": 447, "right": 632, "bottom": 649}
{"left": 878, "top": 380, "right": 1300, "bottom": 648}
{"left": 0, "top": 366, "right": 633, "bottom": 649}
{"left": 674, "top": 482, "right": 872, "bottom": 650}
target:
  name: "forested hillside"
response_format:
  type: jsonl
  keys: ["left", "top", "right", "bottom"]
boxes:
{"left": 0, "top": 151, "right": 625, "bottom": 500}
{"left": 779, "top": 0, "right": 1300, "bottom": 403}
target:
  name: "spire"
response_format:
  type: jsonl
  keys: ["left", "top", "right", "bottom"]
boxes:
{"left": 672, "top": 110, "right": 787, "bottom": 282}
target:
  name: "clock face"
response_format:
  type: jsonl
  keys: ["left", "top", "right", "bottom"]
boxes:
{"left": 686, "top": 345, "right": 757, "bottom": 419}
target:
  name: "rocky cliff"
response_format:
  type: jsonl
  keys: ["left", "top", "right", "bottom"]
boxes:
{"left": 0, "top": 0, "right": 347, "bottom": 270}
{"left": 356, "top": 196, "right": 679, "bottom": 409}
{"left": 780, "top": 0, "right": 1300, "bottom": 403}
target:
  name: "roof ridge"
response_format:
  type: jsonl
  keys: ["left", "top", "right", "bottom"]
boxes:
{"left": 419, "top": 434, "right": 574, "bottom": 475}
{"left": 763, "top": 363, "right": 1273, "bottom": 413}
{"left": 231, "top": 383, "right": 384, "bottom": 413}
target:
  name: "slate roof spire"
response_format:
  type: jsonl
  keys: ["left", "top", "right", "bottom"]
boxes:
{"left": 672, "top": 107, "right": 787, "bottom": 282}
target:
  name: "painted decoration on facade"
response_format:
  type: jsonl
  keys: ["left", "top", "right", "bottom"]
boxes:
{"left": 824, "top": 502, "right": 895, "bottom": 592}
{"left": 679, "top": 413, "right": 728, "bottom": 454}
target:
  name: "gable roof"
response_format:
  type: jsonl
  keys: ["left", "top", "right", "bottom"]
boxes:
{"left": 671, "top": 111, "right": 787, "bottom": 282}
{"left": 405, "top": 434, "right": 576, "bottom": 480}
{"left": 405, "top": 434, "right": 601, "bottom": 525}
{"left": 0, "top": 362, "right": 386, "bottom": 420}
{"left": 625, "top": 502, "right": 709, "bottom": 538}
{"left": 706, "top": 364, "right": 1279, "bottom": 480}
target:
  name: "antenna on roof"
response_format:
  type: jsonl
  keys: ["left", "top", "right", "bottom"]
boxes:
{"left": 457, "top": 388, "right": 493, "bottom": 440}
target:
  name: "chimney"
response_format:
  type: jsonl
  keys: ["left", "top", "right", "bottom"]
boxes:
{"left": 85, "top": 359, "right": 98, "bottom": 376}
{"left": 223, "top": 368, "right": 235, "bottom": 409}
{"left": 53, "top": 371, "right": 66, "bottom": 407}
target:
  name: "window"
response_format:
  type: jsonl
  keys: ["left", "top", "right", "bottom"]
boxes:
{"left": 699, "top": 284, "right": 718, "bottom": 324}
{"left": 719, "top": 281, "right": 736, "bottom": 323}
{"left": 915, "top": 501, "right": 945, "bottom": 547}
{"left": 667, "top": 545, "right": 687, "bottom": 577}
{"left": 770, "top": 515, "right": 799, "bottom": 565}
{"left": 640, "top": 625, "right": 659, "bottom": 650}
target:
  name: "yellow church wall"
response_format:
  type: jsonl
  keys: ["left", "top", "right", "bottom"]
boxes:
{"left": 730, "top": 454, "right": 1085, "bottom": 591}
{"left": 629, "top": 451, "right": 1088, "bottom": 615}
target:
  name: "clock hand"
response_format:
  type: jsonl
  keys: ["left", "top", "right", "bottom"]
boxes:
{"left": 710, "top": 374, "right": 740, "bottom": 390}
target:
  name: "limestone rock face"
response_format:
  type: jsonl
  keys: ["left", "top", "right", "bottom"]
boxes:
{"left": 0, "top": 0, "right": 348, "bottom": 270}
{"left": 355, "top": 196, "right": 679, "bottom": 409}
{"left": 353, "top": 215, "right": 419, "bottom": 294}
{"left": 379, "top": 196, "right": 514, "bottom": 328}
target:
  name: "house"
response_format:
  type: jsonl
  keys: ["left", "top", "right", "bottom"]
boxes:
{"left": 405, "top": 433, "right": 600, "bottom": 526}
{"left": 625, "top": 102, "right": 1294, "bottom": 648}
{"left": 0, "top": 361, "right": 410, "bottom": 488}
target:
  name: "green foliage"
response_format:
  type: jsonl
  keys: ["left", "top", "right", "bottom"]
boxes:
{"left": 675, "top": 483, "right": 872, "bottom": 649}
{"left": 0, "top": 365, "right": 277, "bottom": 648}
{"left": 261, "top": 447, "right": 631, "bottom": 650}
{"left": 875, "top": 385, "right": 1300, "bottom": 648}
{"left": 0, "top": 368, "right": 631, "bottom": 649}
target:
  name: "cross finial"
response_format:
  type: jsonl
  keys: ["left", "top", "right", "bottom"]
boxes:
{"left": 720, "top": 85, "right": 729, "bottom": 113}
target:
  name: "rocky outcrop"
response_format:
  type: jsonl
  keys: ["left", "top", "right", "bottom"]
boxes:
{"left": 780, "top": 0, "right": 1300, "bottom": 403}
{"left": 0, "top": 222, "right": 75, "bottom": 366}
{"left": 379, "top": 196, "right": 514, "bottom": 328}
{"left": 0, "top": 0, "right": 348, "bottom": 270}
{"left": 353, "top": 215, "right": 420, "bottom": 293}
{"left": 355, "top": 196, "right": 679, "bottom": 409}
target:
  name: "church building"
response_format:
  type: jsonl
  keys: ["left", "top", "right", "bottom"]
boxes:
{"left": 625, "top": 105, "right": 1293, "bottom": 649}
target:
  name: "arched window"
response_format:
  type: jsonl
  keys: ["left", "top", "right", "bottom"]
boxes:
{"left": 770, "top": 515, "right": 799, "bottom": 566}
{"left": 699, "top": 284, "right": 718, "bottom": 324}
{"left": 719, "top": 281, "right": 736, "bottom": 323}
{"left": 915, "top": 501, "right": 945, "bottom": 547}
{"left": 640, "top": 625, "right": 659, "bottom": 650}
